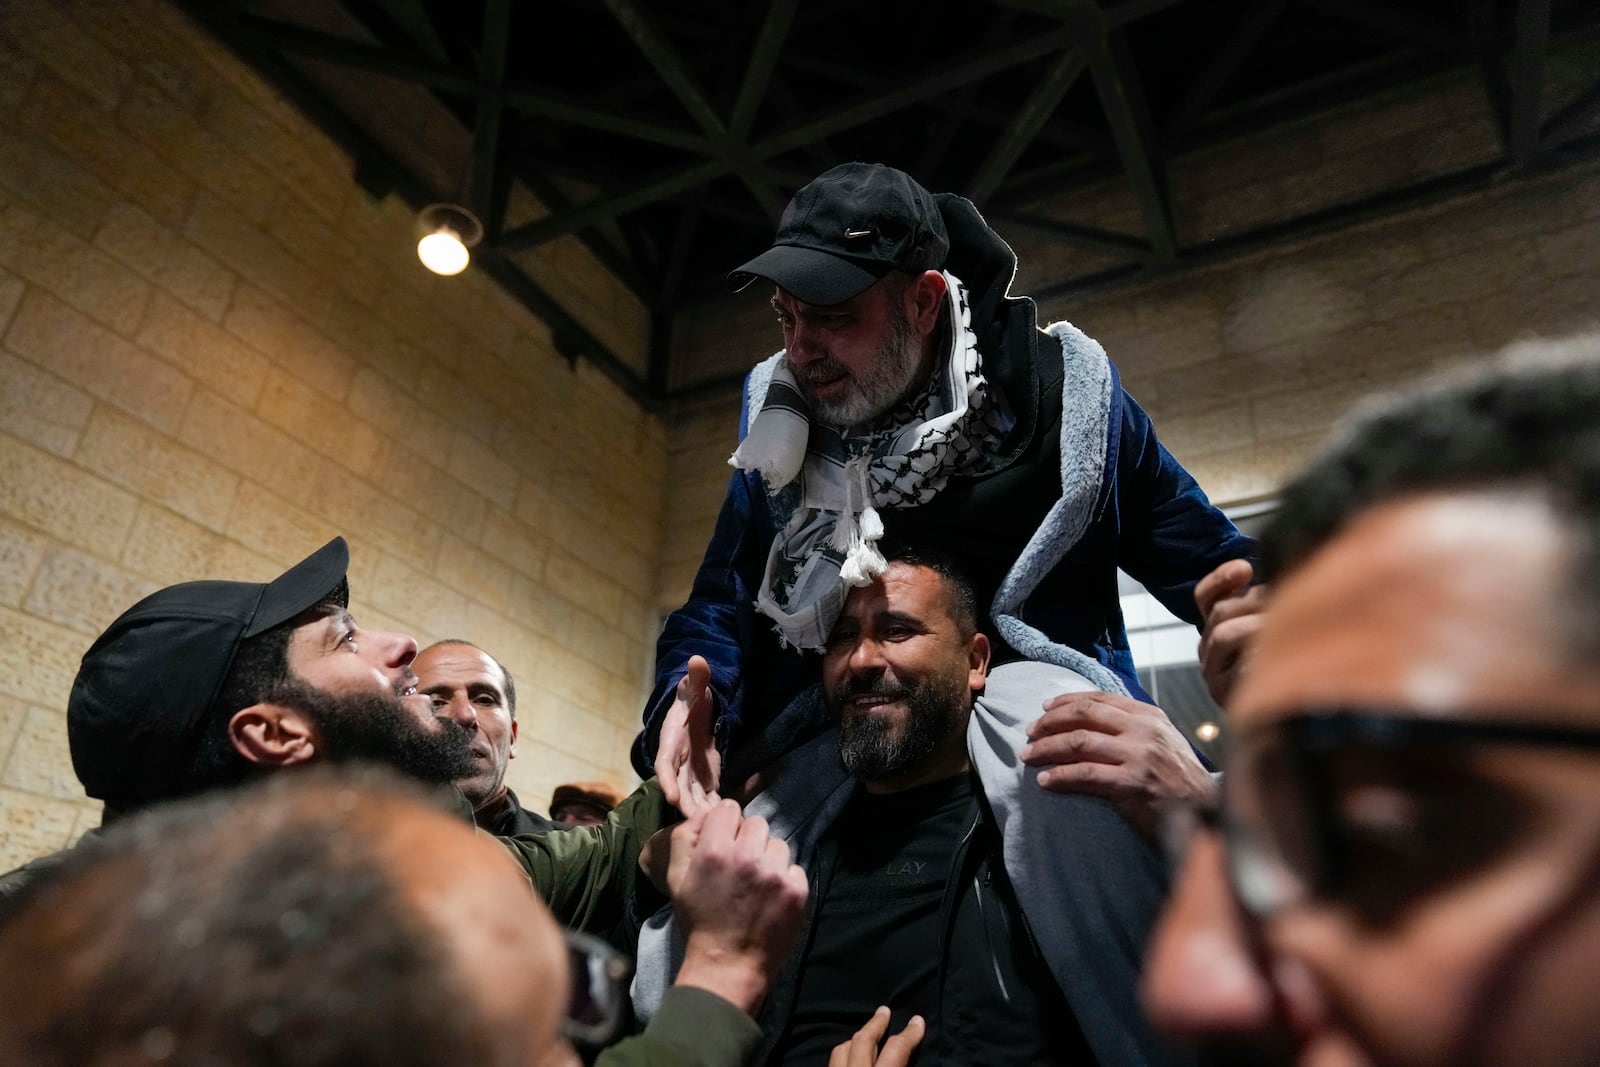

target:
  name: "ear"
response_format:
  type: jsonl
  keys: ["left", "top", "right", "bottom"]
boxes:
{"left": 508, "top": 718, "right": 519, "bottom": 760}
{"left": 907, "top": 269, "right": 948, "bottom": 337}
{"left": 229, "top": 704, "right": 318, "bottom": 768}
{"left": 966, "top": 631, "right": 991, "bottom": 694}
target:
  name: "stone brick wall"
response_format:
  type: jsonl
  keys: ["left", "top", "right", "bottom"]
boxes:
{"left": 659, "top": 153, "right": 1600, "bottom": 610}
{"left": 0, "top": 0, "right": 660, "bottom": 868}
{"left": 656, "top": 394, "right": 743, "bottom": 615}
{"left": 1049, "top": 163, "right": 1600, "bottom": 505}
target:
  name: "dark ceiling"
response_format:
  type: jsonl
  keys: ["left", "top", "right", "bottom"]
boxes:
{"left": 178, "top": 0, "right": 1600, "bottom": 407}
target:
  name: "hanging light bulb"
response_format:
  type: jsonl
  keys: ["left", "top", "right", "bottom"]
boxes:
{"left": 418, "top": 229, "right": 469, "bottom": 275}
{"left": 415, "top": 203, "right": 484, "bottom": 276}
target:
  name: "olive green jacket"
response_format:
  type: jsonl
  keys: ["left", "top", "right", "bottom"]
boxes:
{"left": 498, "top": 781, "right": 760, "bottom": 1067}
{"left": 495, "top": 777, "right": 673, "bottom": 935}
{"left": 599, "top": 986, "right": 761, "bottom": 1067}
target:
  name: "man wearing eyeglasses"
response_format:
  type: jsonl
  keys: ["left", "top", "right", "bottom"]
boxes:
{"left": 1141, "top": 343, "right": 1600, "bottom": 1067}
{"left": 641, "top": 161, "right": 1258, "bottom": 806}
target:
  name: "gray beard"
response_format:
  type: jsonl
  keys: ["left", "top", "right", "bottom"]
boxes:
{"left": 796, "top": 297, "right": 924, "bottom": 429}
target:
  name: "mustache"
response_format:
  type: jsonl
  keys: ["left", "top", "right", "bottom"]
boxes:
{"left": 836, "top": 673, "right": 909, "bottom": 704}
{"left": 790, "top": 358, "right": 849, "bottom": 385}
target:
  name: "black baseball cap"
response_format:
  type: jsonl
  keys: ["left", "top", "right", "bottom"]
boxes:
{"left": 729, "top": 162, "right": 949, "bottom": 306}
{"left": 68, "top": 537, "right": 351, "bottom": 809}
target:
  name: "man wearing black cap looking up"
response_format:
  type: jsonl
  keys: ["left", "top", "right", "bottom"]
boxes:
{"left": 0, "top": 538, "right": 815, "bottom": 1067}
{"left": 0, "top": 537, "right": 664, "bottom": 914}
{"left": 65, "top": 537, "right": 469, "bottom": 812}
{"left": 640, "top": 163, "right": 1255, "bottom": 814}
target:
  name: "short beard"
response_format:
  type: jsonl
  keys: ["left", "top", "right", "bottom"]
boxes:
{"left": 833, "top": 670, "right": 967, "bottom": 781}
{"left": 796, "top": 293, "right": 926, "bottom": 428}
{"left": 277, "top": 680, "right": 476, "bottom": 786}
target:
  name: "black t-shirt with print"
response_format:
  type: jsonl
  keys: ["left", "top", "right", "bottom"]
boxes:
{"left": 769, "top": 774, "right": 1089, "bottom": 1066}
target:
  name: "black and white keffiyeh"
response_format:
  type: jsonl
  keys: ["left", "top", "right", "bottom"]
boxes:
{"left": 730, "top": 271, "right": 1010, "bottom": 650}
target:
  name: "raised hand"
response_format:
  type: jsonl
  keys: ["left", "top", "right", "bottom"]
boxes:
{"left": 669, "top": 799, "right": 809, "bottom": 1014}
{"left": 1195, "top": 559, "right": 1270, "bottom": 708}
{"left": 653, "top": 655, "right": 722, "bottom": 816}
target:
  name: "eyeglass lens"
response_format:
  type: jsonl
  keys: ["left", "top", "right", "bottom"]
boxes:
{"left": 1224, "top": 731, "right": 1322, "bottom": 917}
{"left": 1222, "top": 716, "right": 1546, "bottom": 922}
{"left": 563, "top": 931, "right": 632, "bottom": 1045}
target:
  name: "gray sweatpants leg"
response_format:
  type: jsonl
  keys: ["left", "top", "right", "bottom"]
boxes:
{"left": 969, "top": 659, "right": 1192, "bottom": 1067}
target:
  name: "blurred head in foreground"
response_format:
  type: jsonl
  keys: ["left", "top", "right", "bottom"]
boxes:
{"left": 0, "top": 767, "right": 584, "bottom": 1067}
{"left": 1143, "top": 338, "right": 1600, "bottom": 1067}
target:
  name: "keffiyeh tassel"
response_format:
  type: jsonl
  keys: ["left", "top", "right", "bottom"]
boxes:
{"left": 830, "top": 454, "right": 886, "bottom": 587}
